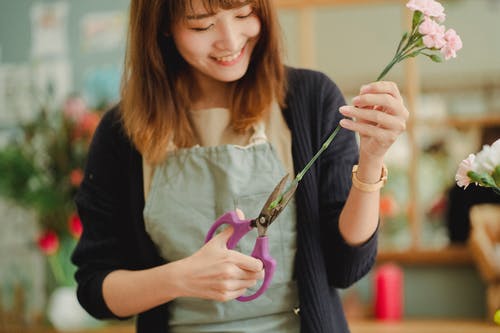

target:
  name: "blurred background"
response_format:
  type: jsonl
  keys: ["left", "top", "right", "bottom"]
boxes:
{"left": 0, "top": 0, "right": 499, "bottom": 332}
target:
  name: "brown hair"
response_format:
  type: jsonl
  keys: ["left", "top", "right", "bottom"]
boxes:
{"left": 120, "top": 0, "right": 286, "bottom": 163}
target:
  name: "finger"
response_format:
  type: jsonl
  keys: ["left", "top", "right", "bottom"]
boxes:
{"left": 228, "top": 250, "right": 264, "bottom": 272}
{"left": 352, "top": 94, "right": 403, "bottom": 116}
{"left": 235, "top": 208, "right": 245, "bottom": 219}
{"left": 339, "top": 106, "right": 406, "bottom": 132}
{"left": 213, "top": 225, "right": 234, "bottom": 244}
{"left": 339, "top": 119, "right": 398, "bottom": 143}
{"left": 213, "top": 278, "right": 258, "bottom": 293}
{"left": 360, "top": 81, "right": 402, "bottom": 100}
{"left": 217, "top": 263, "right": 264, "bottom": 280}
{"left": 215, "top": 288, "right": 250, "bottom": 302}
{"left": 203, "top": 288, "right": 249, "bottom": 302}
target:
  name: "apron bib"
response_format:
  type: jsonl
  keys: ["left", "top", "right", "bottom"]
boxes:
{"left": 143, "top": 127, "right": 300, "bottom": 333}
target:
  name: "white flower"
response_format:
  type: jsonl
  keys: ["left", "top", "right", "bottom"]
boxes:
{"left": 474, "top": 139, "right": 500, "bottom": 174}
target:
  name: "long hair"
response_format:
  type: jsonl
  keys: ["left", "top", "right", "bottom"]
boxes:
{"left": 121, "top": 0, "right": 286, "bottom": 163}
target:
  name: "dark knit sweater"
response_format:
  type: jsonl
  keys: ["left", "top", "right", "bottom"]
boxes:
{"left": 72, "top": 67, "right": 378, "bottom": 333}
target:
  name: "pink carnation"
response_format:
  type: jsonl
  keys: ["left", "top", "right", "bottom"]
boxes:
{"left": 419, "top": 17, "right": 446, "bottom": 49}
{"left": 455, "top": 154, "right": 475, "bottom": 189}
{"left": 440, "top": 29, "right": 463, "bottom": 60}
{"left": 407, "top": 0, "right": 446, "bottom": 22}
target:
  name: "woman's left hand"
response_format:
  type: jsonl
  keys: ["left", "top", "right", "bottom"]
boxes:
{"left": 339, "top": 81, "right": 409, "bottom": 161}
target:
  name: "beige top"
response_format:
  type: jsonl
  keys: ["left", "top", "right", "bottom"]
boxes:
{"left": 143, "top": 102, "right": 294, "bottom": 198}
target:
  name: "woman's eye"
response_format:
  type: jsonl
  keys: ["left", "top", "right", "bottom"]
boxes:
{"left": 236, "top": 10, "right": 253, "bottom": 19}
{"left": 190, "top": 24, "right": 214, "bottom": 32}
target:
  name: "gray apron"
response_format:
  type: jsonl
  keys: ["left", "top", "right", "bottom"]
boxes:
{"left": 143, "top": 126, "right": 300, "bottom": 332}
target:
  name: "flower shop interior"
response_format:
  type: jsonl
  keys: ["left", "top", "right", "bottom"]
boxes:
{"left": 1, "top": 0, "right": 499, "bottom": 332}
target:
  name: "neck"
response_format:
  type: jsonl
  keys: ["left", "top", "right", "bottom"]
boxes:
{"left": 190, "top": 72, "right": 234, "bottom": 110}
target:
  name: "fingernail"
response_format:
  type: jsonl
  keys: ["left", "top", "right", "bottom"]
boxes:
{"left": 352, "top": 96, "right": 360, "bottom": 104}
{"left": 339, "top": 106, "right": 349, "bottom": 114}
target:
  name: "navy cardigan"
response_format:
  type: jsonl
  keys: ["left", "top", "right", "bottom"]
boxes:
{"left": 72, "top": 67, "right": 378, "bottom": 333}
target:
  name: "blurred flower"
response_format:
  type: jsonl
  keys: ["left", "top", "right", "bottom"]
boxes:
{"left": 63, "top": 96, "right": 87, "bottom": 123}
{"left": 38, "top": 230, "right": 60, "bottom": 255}
{"left": 380, "top": 194, "right": 399, "bottom": 218}
{"left": 0, "top": 95, "right": 101, "bottom": 288}
{"left": 68, "top": 213, "right": 83, "bottom": 239}
{"left": 456, "top": 139, "right": 500, "bottom": 195}
{"left": 70, "top": 168, "right": 84, "bottom": 187}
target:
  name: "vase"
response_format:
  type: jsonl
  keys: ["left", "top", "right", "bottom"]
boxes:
{"left": 47, "top": 286, "right": 102, "bottom": 331}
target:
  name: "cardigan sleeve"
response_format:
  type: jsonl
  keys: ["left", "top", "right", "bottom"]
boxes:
{"left": 315, "top": 72, "right": 378, "bottom": 288}
{"left": 71, "top": 108, "right": 131, "bottom": 320}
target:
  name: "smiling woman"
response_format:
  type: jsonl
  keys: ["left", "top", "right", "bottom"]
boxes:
{"left": 71, "top": 0, "right": 410, "bottom": 332}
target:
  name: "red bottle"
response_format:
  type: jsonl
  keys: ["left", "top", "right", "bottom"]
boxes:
{"left": 374, "top": 263, "right": 403, "bottom": 321}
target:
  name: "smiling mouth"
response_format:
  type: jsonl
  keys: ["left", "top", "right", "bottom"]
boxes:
{"left": 213, "top": 45, "right": 246, "bottom": 64}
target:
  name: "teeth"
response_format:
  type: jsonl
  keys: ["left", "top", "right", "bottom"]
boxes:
{"left": 215, "top": 50, "right": 241, "bottom": 62}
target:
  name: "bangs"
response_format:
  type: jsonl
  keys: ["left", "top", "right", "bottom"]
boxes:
{"left": 170, "top": 0, "right": 258, "bottom": 23}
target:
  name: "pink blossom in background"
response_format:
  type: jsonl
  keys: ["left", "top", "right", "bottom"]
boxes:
{"left": 63, "top": 96, "right": 87, "bottom": 123}
{"left": 68, "top": 213, "right": 83, "bottom": 238}
{"left": 419, "top": 17, "right": 446, "bottom": 49}
{"left": 70, "top": 168, "right": 84, "bottom": 187}
{"left": 441, "top": 29, "right": 463, "bottom": 60}
{"left": 38, "top": 230, "right": 60, "bottom": 255}
{"left": 455, "top": 154, "right": 475, "bottom": 188}
{"left": 406, "top": 0, "right": 446, "bottom": 22}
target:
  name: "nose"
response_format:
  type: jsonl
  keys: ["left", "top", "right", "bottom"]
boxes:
{"left": 214, "top": 20, "right": 240, "bottom": 52}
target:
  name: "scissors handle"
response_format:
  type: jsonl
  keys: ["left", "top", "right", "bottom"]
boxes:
{"left": 204, "top": 210, "right": 276, "bottom": 302}
{"left": 237, "top": 236, "right": 276, "bottom": 302}
{"left": 205, "top": 211, "right": 253, "bottom": 249}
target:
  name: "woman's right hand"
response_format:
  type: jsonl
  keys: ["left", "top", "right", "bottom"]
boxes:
{"left": 173, "top": 210, "right": 264, "bottom": 302}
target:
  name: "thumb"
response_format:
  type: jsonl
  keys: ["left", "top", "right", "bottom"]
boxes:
{"left": 235, "top": 208, "right": 245, "bottom": 219}
{"left": 213, "top": 209, "right": 245, "bottom": 244}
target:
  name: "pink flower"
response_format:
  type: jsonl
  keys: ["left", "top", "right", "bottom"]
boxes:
{"left": 455, "top": 154, "right": 475, "bottom": 188}
{"left": 37, "top": 230, "right": 60, "bottom": 255}
{"left": 63, "top": 96, "right": 87, "bottom": 123}
{"left": 407, "top": 0, "right": 446, "bottom": 22}
{"left": 441, "top": 29, "right": 463, "bottom": 60}
{"left": 419, "top": 17, "right": 446, "bottom": 49}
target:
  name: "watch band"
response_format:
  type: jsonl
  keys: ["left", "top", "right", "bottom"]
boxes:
{"left": 351, "top": 164, "right": 388, "bottom": 192}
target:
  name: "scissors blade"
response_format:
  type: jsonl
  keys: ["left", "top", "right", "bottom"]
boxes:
{"left": 260, "top": 174, "right": 290, "bottom": 218}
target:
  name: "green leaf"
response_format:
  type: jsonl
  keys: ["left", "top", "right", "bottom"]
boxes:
{"left": 429, "top": 54, "right": 443, "bottom": 63}
{"left": 468, "top": 170, "right": 497, "bottom": 188}
{"left": 412, "top": 11, "right": 423, "bottom": 30}
{"left": 407, "top": 50, "right": 422, "bottom": 58}
{"left": 492, "top": 165, "right": 500, "bottom": 187}
{"left": 423, "top": 53, "right": 443, "bottom": 63}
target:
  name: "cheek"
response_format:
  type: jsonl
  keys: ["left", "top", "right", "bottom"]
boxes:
{"left": 245, "top": 17, "right": 261, "bottom": 39}
{"left": 174, "top": 32, "right": 208, "bottom": 59}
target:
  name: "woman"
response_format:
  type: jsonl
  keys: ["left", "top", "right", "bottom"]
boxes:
{"left": 72, "top": 0, "right": 409, "bottom": 332}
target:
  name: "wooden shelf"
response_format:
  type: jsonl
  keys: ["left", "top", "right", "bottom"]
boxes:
{"left": 417, "top": 113, "right": 500, "bottom": 128}
{"left": 377, "top": 245, "right": 474, "bottom": 265}
{"left": 350, "top": 320, "right": 499, "bottom": 333}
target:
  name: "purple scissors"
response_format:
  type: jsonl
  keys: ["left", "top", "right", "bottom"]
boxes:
{"left": 205, "top": 174, "right": 297, "bottom": 302}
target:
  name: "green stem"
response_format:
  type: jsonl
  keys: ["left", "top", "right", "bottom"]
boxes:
{"left": 48, "top": 253, "right": 66, "bottom": 286}
{"left": 270, "top": 125, "right": 342, "bottom": 208}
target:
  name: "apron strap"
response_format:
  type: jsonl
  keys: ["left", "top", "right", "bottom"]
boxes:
{"left": 249, "top": 122, "right": 268, "bottom": 145}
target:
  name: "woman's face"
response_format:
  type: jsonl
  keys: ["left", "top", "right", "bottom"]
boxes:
{"left": 171, "top": 1, "right": 261, "bottom": 87}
